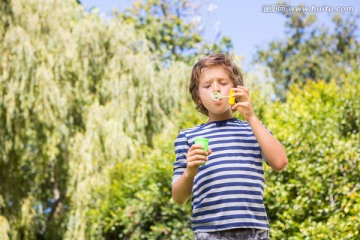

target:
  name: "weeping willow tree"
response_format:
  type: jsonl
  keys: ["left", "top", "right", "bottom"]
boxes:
{"left": 0, "top": 0, "right": 190, "bottom": 239}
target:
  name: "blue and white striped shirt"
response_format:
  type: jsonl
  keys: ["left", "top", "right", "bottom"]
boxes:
{"left": 172, "top": 118, "right": 269, "bottom": 232}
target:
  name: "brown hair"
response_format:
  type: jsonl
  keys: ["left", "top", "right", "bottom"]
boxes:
{"left": 189, "top": 53, "right": 243, "bottom": 116}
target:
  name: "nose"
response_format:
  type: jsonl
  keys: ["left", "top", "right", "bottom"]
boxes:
{"left": 212, "top": 81, "right": 219, "bottom": 92}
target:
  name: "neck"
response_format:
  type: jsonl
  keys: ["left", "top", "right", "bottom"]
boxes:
{"left": 207, "top": 111, "right": 234, "bottom": 123}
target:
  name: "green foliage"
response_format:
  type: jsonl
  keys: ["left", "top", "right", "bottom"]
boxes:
{"left": 1, "top": 0, "right": 359, "bottom": 239}
{"left": 118, "top": 0, "right": 233, "bottom": 62}
{"left": 93, "top": 104, "right": 206, "bottom": 240}
{"left": 118, "top": 0, "right": 200, "bottom": 62}
{"left": 0, "top": 0, "right": 190, "bottom": 239}
{"left": 263, "top": 73, "right": 360, "bottom": 239}
{"left": 0, "top": 215, "right": 10, "bottom": 240}
{"left": 100, "top": 73, "right": 359, "bottom": 239}
{"left": 255, "top": 6, "right": 360, "bottom": 99}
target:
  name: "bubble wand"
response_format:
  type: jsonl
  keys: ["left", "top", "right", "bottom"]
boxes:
{"left": 211, "top": 90, "right": 235, "bottom": 105}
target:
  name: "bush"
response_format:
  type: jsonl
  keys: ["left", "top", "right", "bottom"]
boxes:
{"left": 263, "top": 74, "right": 359, "bottom": 239}
{"left": 97, "top": 73, "right": 359, "bottom": 239}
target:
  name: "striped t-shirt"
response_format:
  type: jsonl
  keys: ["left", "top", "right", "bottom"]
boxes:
{"left": 172, "top": 118, "right": 269, "bottom": 232}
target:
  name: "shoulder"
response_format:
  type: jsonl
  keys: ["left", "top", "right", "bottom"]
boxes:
{"left": 227, "top": 118, "right": 251, "bottom": 129}
{"left": 232, "top": 118, "right": 249, "bottom": 126}
{"left": 177, "top": 124, "right": 203, "bottom": 138}
{"left": 174, "top": 124, "right": 203, "bottom": 147}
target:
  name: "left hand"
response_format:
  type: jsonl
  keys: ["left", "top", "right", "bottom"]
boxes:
{"left": 231, "top": 86, "right": 256, "bottom": 121}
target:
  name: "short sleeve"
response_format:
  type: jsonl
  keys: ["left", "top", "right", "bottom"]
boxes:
{"left": 172, "top": 130, "right": 190, "bottom": 185}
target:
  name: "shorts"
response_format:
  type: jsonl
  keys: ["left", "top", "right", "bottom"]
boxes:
{"left": 194, "top": 228, "right": 270, "bottom": 240}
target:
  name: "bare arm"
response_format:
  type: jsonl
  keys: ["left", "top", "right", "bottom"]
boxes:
{"left": 172, "top": 170, "right": 194, "bottom": 205}
{"left": 172, "top": 145, "right": 212, "bottom": 205}
{"left": 248, "top": 116, "right": 288, "bottom": 171}
{"left": 232, "top": 86, "right": 288, "bottom": 171}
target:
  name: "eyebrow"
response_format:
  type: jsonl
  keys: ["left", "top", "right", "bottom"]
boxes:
{"left": 201, "top": 78, "right": 229, "bottom": 83}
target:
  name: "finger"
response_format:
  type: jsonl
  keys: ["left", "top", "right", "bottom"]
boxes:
{"left": 232, "top": 92, "right": 246, "bottom": 98}
{"left": 188, "top": 145, "right": 206, "bottom": 157}
{"left": 189, "top": 149, "right": 208, "bottom": 157}
{"left": 234, "top": 101, "right": 250, "bottom": 107}
{"left": 190, "top": 144, "right": 206, "bottom": 150}
{"left": 188, "top": 160, "right": 206, "bottom": 167}
{"left": 237, "top": 87, "right": 250, "bottom": 97}
{"left": 231, "top": 102, "right": 241, "bottom": 110}
{"left": 235, "top": 89, "right": 251, "bottom": 101}
{"left": 188, "top": 154, "right": 207, "bottom": 162}
{"left": 232, "top": 101, "right": 249, "bottom": 110}
{"left": 231, "top": 87, "right": 241, "bottom": 92}
{"left": 237, "top": 86, "right": 249, "bottom": 93}
{"left": 188, "top": 159, "right": 206, "bottom": 167}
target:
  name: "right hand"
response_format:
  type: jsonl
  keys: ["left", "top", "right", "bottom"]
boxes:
{"left": 185, "top": 144, "right": 212, "bottom": 178}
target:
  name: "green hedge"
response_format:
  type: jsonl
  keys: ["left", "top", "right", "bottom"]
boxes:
{"left": 97, "top": 72, "right": 359, "bottom": 239}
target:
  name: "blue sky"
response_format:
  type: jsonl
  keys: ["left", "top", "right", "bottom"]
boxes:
{"left": 81, "top": 0, "right": 359, "bottom": 69}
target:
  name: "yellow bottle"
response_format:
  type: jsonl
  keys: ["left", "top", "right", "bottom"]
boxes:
{"left": 229, "top": 89, "right": 235, "bottom": 105}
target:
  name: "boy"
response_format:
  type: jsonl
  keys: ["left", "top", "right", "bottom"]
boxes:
{"left": 171, "top": 54, "right": 288, "bottom": 240}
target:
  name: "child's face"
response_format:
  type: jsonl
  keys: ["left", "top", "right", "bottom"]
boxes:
{"left": 198, "top": 66, "right": 235, "bottom": 117}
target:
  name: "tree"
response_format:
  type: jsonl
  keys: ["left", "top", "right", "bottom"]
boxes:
{"left": 96, "top": 71, "right": 360, "bottom": 240}
{"left": 264, "top": 73, "right": 360, "bottom": 239}
{"left": 0, "top": 0, "right": 190, "bottom": 239}
{"left": 118, "top": 0, "right": 233, "bottom": 62}
{"left": 255, "top": 4, "right": 360, "bottom": 99}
